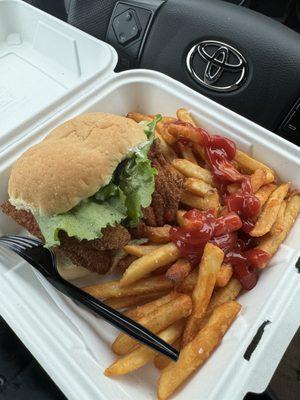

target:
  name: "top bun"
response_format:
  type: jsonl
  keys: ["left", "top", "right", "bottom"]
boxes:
{"left": 8, "top": 112, "right": 147, "bottom": 215}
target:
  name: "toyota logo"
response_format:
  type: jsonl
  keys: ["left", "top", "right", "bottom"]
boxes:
{"left": 186, "top": 40, "right": 247, "bottom": 92}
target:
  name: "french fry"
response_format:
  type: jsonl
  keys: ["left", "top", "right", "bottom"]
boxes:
{"left": 251, "top": 168, "right": 275, "bottom": 192}
{"left": 204, "top": 191, "right": 220, "bottom": 210}
{"left": 188, "top": 277, "right": 243, "bottom": 340}
{"left": 179, "top": 269, "right": 198, "bottom": 293}
{"left": 176, "top": 108, "right": 197, "bottom": 127}
{"left": 143, "top": 225, "right": 171, "bottom": 244}
{"left": 125, "top": 291, "right": 179, "bottom": 320}
{"left": 127, "top": 112, "right": 151, "bottom": 123}
{"left": 104, "top": 291, "right": 170, "bottom": 310}
{"left": 172, "top": 159, "right": 213, "bottom": 184}
{"left": 250, "top": 182, "right": 290, "bottom": 237}
{"left": 184, "top": 177, "right": 215, "bottom": 196}
{"left": 158, "top": 130, "right": 177, "bottom": 145}
{"left": 182, "top": 243, "right": 224, "bottom": 346}
{"left": 154, "top": 338, "right": 182, "bottom": 370}
{"left": 181, "top": 191, "right": 220, "bottom": 211}
{"left": 112, "top": 294, "right": 192, "bottom": 355}
{"left": 176, "top": 210, "right": 186, "bottom": 226}
{"left": 157, "top": 121, "right": 177, "bottom": 145}
{"left": 84, "top": 274, "right": 173, "bottom": 299}
{"left": 215, "top": 263, "right": 233, "bottom": 287}
{"left": 255, "top": 184, "right": 277, "bottom": 207}
{"left": 105, "top": 321, "right": 184, "bottom": 376}
{"left": 156, "top": 132, "right": 177, "bottom": 162}
{"left": 167, "top": 122, "right": 200, "bottom": 143}
{"left": 194, "top": 143, "right": 206, "bottom": 162}
{"left": 113, "top": 260, "right": 231, "bottom": 297}
{"left": 206, "top": 278, "right": 242, "bottom": 314}
{"left": 177, "top": 142, "right": 198, "bottom": 164}
{"left": 270, "top": 200, "right": 287, "bottom": 236}
{"left": 256, "top": 194, "right": 300, "bottom": 268}
{"left": 166, "top": 259, "right": 192, "bottom": 286}
{"left": 179, "top": 265, "right": 231, "bottom": 293}
{"left": 124, "top": 244, "right": 163, "bottom": 257}
{"left": 161, "top": 116, "right": 177, "bottom": 124}
{"left": 234, "top": 150, "right": 274, "bottom": 175}
{"left": 227, "top": 168, "right": 275, "bottom": 194}
{"left": 181, "top": 191, "right": 205, "bottom": 210}
{"left": 157, "top": 301, "right": 242, "bottom": 400}
{"left": 120, "top": 243, "right": 180, "bottom": 287}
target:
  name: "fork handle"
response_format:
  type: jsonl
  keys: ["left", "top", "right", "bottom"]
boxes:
{"left": 49, "top": 277, "right": 179, "bottom": 361}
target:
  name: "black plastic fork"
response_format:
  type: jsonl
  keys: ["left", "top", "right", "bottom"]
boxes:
{"left": 0, "top": 235, "right": 179, "bottom": 361}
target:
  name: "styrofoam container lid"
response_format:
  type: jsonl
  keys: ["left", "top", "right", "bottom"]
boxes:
{"left": 0, "top": 0, "right": 117, "bottom": 151}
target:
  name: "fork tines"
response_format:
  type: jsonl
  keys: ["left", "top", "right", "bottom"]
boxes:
{"left": 0, "top": 235, "right": 42, "bottom": 252}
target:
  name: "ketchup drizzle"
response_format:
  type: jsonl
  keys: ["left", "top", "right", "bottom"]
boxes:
{"left": 168, "top": 121, "right": 270, "bottom": 290}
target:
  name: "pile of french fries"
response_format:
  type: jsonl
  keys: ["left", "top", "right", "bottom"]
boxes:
{"left": 82, "top": 109, "right": 300, "bottom": 399}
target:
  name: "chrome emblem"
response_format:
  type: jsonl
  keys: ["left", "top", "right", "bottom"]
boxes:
{"left": 186, "top": 40, "right": 247, "bottom": 92}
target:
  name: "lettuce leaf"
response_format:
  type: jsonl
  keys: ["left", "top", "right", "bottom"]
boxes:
{"left": 36, "top": 195, "right": 127, "bottom": 248}
{"left": 36, "top": 116, "right": 161, "bottom": 247}
{"left": 119, "top": 115, "right": 161, "bottom": 226}
{"left": 119, "top": 150, "right": 157, "bottom": 226}
{"left": 94, "top": 182, "right": 125, "bottom": 203}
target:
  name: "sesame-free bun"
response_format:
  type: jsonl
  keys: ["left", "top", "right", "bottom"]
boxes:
{"left": 8, "top": 113, "right": 147, "bottom": 215}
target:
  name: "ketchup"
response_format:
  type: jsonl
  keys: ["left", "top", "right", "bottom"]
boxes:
{"left": 168, "top": 121, "right": 270, "bottom": 290}
{"left": 171, "top": 121, "right": 261, "bottom": 227}
{"left": 170, "top": 209, "right": 243, "bottom": 266}
{"left": 173, "top": 138, "right": 191, "bottom": 155}
{"left": 170, "top": 209, "right": 215, "bottom": 265}
{"left": 227, "top": 177, "right": 261, "bottom": 233}
{"left": 170, "top": 209, "right": 270, "bottom": 290}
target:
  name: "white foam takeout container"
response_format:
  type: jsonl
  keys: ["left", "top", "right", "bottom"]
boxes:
{"left": 0, "top": 1, "right": 299, "bottom": 400}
